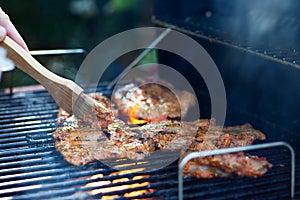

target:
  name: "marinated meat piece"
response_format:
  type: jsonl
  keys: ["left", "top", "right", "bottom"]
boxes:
{"left": 138, "top": 119, "right": 272, "bottom": 178}
{"left": 112, "top": 83, "right": 195, "bottom": 124}
{"left": 137, "top": 119, "right": 210, "bottom": 151}
{"left": 181, "top": 122, "right": 272, "bottom": 178}
{"left": 53, "top": 110, "right": 155, "bottom": 166}
{"left": 183, "top": 152, "right": 272, "bottom": 178}
{"left": 53, "top": 126, "right": 106, "bottom": 166}
{"left": 191, "top": 122, "right": 266, "bottom": 152}
{"left": 137, "top": 119, "right": 266, "bottom": 152}
{"left": 54, "top": 93, "right": 153, "bottom": 166}
{"left": 98, "top": 119, "right": 155, "bottom": 160}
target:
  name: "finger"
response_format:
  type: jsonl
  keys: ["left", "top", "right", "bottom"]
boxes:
{"left": 0, "top": 8, "right": 28, "bottom": 51}
{"left": 0, "top": 25, "right": 6, "bottom": 42}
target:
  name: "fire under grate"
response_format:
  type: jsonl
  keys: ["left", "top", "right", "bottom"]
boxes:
{"left": 0, "top": 86, "right": 299, "bottom": 200}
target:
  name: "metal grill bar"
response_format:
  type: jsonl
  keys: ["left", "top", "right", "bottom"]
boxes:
{"left": 30, "top": 49, "right": 86, "bottom": 56}
{"left": 0, "top": 105, "right": 57, "bottom": 116}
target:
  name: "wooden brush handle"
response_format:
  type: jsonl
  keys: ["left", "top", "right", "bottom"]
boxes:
{"left": 0, "top": 37, "right": 83, "bottom": 113}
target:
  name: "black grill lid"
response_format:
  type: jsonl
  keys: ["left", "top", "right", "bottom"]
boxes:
{"left": 152, "top": 0, "right": 300, "bottom": 69}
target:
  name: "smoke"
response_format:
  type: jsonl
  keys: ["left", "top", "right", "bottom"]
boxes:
{"left": 214, "top": 0, "right": 299, "bottom": 49}
{"left": 211, "top": 0, "right": 300, "bottom": 136}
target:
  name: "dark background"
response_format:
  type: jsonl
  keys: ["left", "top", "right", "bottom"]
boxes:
{"left": 0, "top": 0, "right": 153, "bottom": 88}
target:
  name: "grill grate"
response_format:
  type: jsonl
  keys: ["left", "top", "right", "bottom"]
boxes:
{"left": 0, "top": 86, "right": 299, "bottom": 199}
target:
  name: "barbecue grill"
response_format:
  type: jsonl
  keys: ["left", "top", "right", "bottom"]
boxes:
{"left": 1, "top": 0, "right": 300, "bottom": 199}
{"left": 0, "top": 86, "right": 299, "bottom": 199}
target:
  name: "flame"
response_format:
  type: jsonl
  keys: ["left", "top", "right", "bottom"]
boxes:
{"left": 127, "top": 101, "right": 167, "bottom": 125}
{"left": 114, "top": 161, "right": 148, "bottom": 168}
{"left": 86, "top": 168, "right": 154, "bottom": 199}
{"left": 128, "top": 102, "right": 148, "bottom": 125}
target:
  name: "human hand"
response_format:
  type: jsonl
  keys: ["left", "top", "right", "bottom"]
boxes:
{"left": 0, "top": 7, "right": 28, "bottom": 51}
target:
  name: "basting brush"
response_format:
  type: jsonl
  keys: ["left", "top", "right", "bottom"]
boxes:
{"left": 0, "top": 37, "right": 110, "bottom": 116}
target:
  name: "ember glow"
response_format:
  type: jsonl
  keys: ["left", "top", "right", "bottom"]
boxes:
{"left": 127, "top": 97, "right": 167, "bottom": 125}
{"left": 128, "top": 102, "right": 148, "bottom": 125}
{"left": 127, "top": 93, "right": 148, "bottom": 125}
{"left": 86, "top": 168, "right": 154, "bottom": 199}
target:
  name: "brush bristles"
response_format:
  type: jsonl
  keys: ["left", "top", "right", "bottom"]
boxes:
{"left": 73, "top": 93, "right": 109, "bottom": 116}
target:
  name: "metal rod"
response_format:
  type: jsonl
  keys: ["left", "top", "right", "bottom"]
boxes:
{"left": 30, "top": 49, "right": 87, "bottom": 56}
{"left": 178, "top": 141, "right": 295, "bottom": 200}
{"left": 2, "top": 49, "right": 86, "bottom": 96}
{"left": 107, "top": 28, "right": 172, "bottom": 90}
{"left": 9, "top": 70, "right": 13, "bottom": 95}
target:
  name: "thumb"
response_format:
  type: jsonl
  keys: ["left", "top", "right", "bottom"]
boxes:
{"left": 0, "top": 25, "right": 6, "bottom": 42}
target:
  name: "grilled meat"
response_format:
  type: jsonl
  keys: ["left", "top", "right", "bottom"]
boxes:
{"left": 183, "top": 152, "right": 272, "bottom": 178}
{"left": 54, "top": 92, "right": 160, "bottom": 166}
{"left": 53, "top": 125, "right": 106, "bottom": 166}
{"left": 137, "top": 119, "right": 210, "bottom": 151}
{"left": 74, "top": 93, "right": 117, "bottom": 132}
{"left": 138, "top": 119, "right": 272, "bottom": 177}
{"left": 180, "top": 120, "right": 271, "bottom": 178}
{"left": 190, "top": 122, "right": 266, "bottom": 151}
{"left": 138, "top": 119, "right": 266, "bottom": 152}
{"left": 112, "top": 83, "right": 195, "bottom": 124}
{"left": 54, "top": 110, "right": 155, "bottom": 166}
{"left": 53, "top": 92, "right": 271, "bottom": 177}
